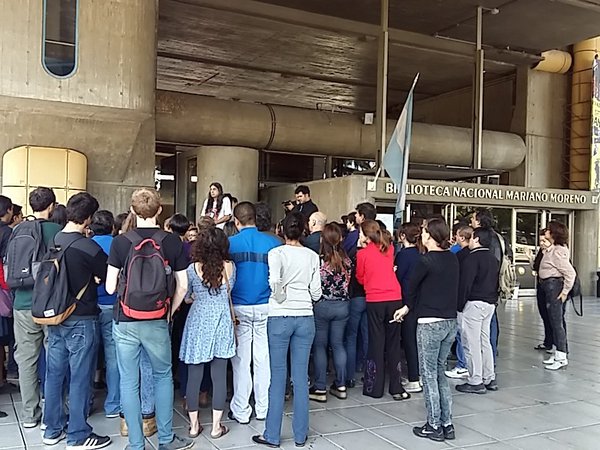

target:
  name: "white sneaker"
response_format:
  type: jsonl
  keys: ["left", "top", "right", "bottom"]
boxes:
{"left": 543, "top": 355, "right": 555, "bottom": 365}
{"left": 404, "top": 381, "right": 423, "bottom": 393}
{"left": 41, "top": 423, "right": 47, "bottom": 431}
{"left": 43, "top": 431, "right": 66, "bottom": 446}
{"left": 445, "top": 367, "right": 469, "bottom": 379}
{"left": 545, "top": 351, "right": 568, "bottom": 371}
{"left": 22, "top": 421, "right": 39, "bottom": 429}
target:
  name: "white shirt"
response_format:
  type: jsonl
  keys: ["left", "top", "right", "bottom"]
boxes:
{"left": 201, "top": 197, "right": 232, "bottom": 229}
{"left": 267, "top": 245, "right": 322, "bottom": 317}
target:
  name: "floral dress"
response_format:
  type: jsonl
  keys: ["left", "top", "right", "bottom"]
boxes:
{"left": 179, "top": 264, "right": 236, "bottom": 364}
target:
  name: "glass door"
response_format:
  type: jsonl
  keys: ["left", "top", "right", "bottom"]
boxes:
{"left": 512, "top": 209, "right": 543, "bottom": 296}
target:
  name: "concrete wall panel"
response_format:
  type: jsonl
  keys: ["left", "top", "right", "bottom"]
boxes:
{"left": 0, "top": 0, "right": 156, "bottom": 112}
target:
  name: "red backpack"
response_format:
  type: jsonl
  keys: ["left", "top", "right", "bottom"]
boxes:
{"left": 118, "top": 230, "right": 175, "bottom": 320}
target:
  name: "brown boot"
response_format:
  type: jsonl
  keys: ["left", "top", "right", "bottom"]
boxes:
{"left": 120, "top": 416, "right": 128, "bottom": 437}
{"left": 143, "top": 415, "right": 157, "bottom": 437}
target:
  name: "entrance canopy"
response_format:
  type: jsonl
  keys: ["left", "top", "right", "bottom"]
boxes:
{"left": 158, "top": 0, "right": 600, "bottom": 111}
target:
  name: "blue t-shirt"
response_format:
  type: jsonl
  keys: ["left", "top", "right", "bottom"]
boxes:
{"left": 92, "top": 234, "right": 117, "bottom": 306}
{"left": 450, "top": 243, "right": 461, "bottom": 254}
{"left": 228, "top": 227, "right": 282, "bottom": 306}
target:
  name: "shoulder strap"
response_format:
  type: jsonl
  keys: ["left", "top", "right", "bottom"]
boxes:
{"left": 124, "top": 230, "right": 143, "bottom": 246}
{"left": 496, "top": 232, "right": 506, "bottom": 257}
{"left": 571, "top": 293, "right": 583, "bottom": 317}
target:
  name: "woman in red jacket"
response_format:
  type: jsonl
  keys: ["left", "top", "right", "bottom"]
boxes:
{"left": 357, "top": 220, "right": 409, "bottom": 400}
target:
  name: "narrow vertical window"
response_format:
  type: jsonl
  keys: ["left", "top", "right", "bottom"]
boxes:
{"left": 42, "top": 0, "right": 78, "bottom": 77}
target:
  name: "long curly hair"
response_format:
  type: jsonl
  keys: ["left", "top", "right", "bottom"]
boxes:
{"left": 191, "top": 226, "right": 230, "bottom": 294}
{"left": 204, "top": 182, "right": 224, "bottom": 217}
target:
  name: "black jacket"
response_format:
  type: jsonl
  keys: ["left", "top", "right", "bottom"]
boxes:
{"left": 293, "top": 200, "right": 318, "bottom": 220}
{"left": 458, "top": 247, "right": 500, "bottom": 311}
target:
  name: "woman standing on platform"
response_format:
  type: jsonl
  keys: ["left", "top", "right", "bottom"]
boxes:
{"left": 201, "top": 182, "right": 232, "bottom": 229}
{"left": 539, "top": 221, "right": 576, "bottom": 371}
{"left": 253, "top": 212, "right": 321, "bottom": 448}
{"left": 393, "top": 218, "right": 459, "bottom": 442}
{"left": 175, "top": 226, "right": 236, "bottom": 440}
{"left": 394, "top": 222, "right": 423, "bottom": 394}
{"left": 357, "top": 220, "right": 409, "bottom": 401}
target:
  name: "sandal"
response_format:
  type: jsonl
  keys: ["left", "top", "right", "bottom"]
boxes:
{"left": 392, "top": 391, "right": 411, "bottom": 401}
{"left": 210, "top": 424, "right": 230, "bottom": 439}
{"left": 252, "top": 435, "right": 279, "bottom": 448}
{"left": 188, "top": 422, "right": 203, "bottom": 438}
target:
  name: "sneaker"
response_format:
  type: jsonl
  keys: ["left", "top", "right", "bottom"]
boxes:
{"left": 41, "top": 423, "right": 47, "bottom": 431}
{"left": 347, "top": 379, "right": 356, "bottom": 389}
{"left": 43, "top": 431, "right": 66, "bottom": 446}
{"left": 158, "top": 435, "right": 194, "bottom": 450}
{"left": 105, "top": 412, "right": 120, "bottom": 419}
{"left": 309, "top": 386, "right": 327, "bottom": 403}
{"left": 227, "top": 410, "right": 249, "bottom": 425}
{"left": 22, "top": 420, "right": 39, "bottom": 429}
{"left": 329, "top": 384, "right": 347, "bottom": 400}
{"left": 543, "top": 355, "right": 555, "bottom": 365}
{"left": 456, "top": 383, "right": 487, "bottom": 394}
{"left": 545, "top": 353, "right": 568, "bottom": 371}
{"left": 443, "top": 424, "right": 455, "bottom": 440}
{"left": 485, "top": 380, "right": 499, "bottom": 391}
{"left": 445, "top": 367, "right": 469, "bottom": 379}
{"left": 404, "top": 381, "right": 423, "bottom": 393}
{"left": 66, "top": 433, "right": 111, "bottom": 450}
{"left": 413, "top": 423, "right": 444, "bottom": 442}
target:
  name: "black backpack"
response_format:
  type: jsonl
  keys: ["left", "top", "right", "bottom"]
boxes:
{"left": 5, "top": 219, "right": 47, "bottom": 289}
{"left": 117, "top": 230, "right": 174, "bottom": 320}
{"left": 31, "top": 234, "right": 88, "bottom": 325}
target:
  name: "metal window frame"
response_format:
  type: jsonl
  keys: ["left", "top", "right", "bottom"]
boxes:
{"left": 41, "top": 0, "right": 79, "bottom": 78}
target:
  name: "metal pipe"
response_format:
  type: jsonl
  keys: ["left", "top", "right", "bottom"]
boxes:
{"left": 155, "top": 90, "right": 526, "bottom": 170}
{"left": 472, "top": 6, "right": 484, "bottom": 175}
{"left": 376, "top": 0, "right": 389, "bottom": 172}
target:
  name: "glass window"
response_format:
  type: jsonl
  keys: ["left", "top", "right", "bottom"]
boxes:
{"left": 43, "top": 0, "right": 78, "bottom": 77}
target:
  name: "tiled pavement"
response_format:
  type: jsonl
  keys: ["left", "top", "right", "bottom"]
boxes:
{"left": 2, "top": 297, "right": 600, "bottom": 450}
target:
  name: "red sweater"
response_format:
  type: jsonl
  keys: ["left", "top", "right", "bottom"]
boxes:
{"left": 356, "top": 242, "right": 402, "bottom": 302}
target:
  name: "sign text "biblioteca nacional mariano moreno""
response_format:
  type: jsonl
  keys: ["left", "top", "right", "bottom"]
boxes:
{"left": 385, "top": 182, "right": 588, "bottom": 205}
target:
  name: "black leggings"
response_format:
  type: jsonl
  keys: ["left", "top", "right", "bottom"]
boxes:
{"left": 400, "top": 310, "right": 419, "bottom": 382}
{"left": 186, "top": 358, "right": 228, "bottom": 412}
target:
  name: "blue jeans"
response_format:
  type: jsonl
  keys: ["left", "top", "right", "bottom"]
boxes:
{"left": 455, "top": 328, "right": 466, "bottom": 370}
{"left": 99, "top": 306, "right": 120, "bottom": 415}
{"left": 417, "top": 319, "right": 457, "bottom": 429}
{"left": 44, "top": 319, "right": 99, "bottom": 444}
{"left": 490, "top": 309, "right": 498, "bottom": 364}
{"left": 344, "top": 297, "right": 368, "bottom": 383}
{"left": 140, "top": 348, "right": 155, "bottom": 416}
{"left": 264, "top": 316, "right": 315, "bottom": 446}
{"left": 114, "top": 320, "right": 173, "bottom": 450}
{"left": 313, "top": 300, "right": 349, "bottom": 390}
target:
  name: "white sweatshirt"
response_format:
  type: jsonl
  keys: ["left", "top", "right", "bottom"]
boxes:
{"left": 267, "top": 245, "right": 322, "bottom": 317}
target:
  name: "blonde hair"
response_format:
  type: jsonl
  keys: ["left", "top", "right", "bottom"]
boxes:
{"left": 131, "top": 188, "right": 161, "bottom": 219}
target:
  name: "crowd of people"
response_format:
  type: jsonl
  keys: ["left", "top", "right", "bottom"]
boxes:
{"left": 0, "top": 181, "right": 578, "bottom": 449}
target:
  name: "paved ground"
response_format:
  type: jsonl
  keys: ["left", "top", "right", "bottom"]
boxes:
{"left": 1, "top": 297, "right": 600, "bottom": 450}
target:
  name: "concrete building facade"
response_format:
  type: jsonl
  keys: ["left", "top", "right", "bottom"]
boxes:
{"left": 1, "top": 1, "right": 600, "bottom": 291}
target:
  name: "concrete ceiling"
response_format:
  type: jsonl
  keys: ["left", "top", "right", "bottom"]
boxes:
{"left": 157, "top": 0, "right": 600, "bottom": 112}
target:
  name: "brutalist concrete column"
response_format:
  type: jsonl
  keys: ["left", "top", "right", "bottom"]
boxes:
{"left": 196, "top": 146, "right": 259, "bottom": 219}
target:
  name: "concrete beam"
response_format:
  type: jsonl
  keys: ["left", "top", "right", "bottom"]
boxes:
{"left": 180, "top": 0, "right": 540, "bottom": 65}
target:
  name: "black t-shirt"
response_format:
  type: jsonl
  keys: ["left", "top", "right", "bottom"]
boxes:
{"left": 55, "top": 232, "right": 108, "bottom": 318}
{"left": 108, "top": 228, "right": 188, "bottom": 322}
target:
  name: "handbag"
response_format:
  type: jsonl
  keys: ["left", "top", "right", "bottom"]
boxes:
{"left": 0, "top": 288, "right": 13, "bottom": 318}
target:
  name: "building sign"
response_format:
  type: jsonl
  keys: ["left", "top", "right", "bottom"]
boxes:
{"left": 382, "top": 181, "right": 593, "bottom": 209}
